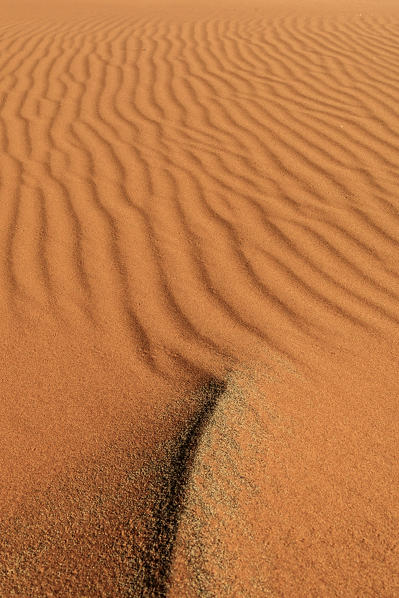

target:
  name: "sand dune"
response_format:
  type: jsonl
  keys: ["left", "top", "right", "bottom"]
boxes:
{"left": 1, "top": 0, "right": 399, "bottom": 595}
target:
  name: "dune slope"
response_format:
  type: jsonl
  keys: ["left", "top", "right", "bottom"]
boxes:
{"left": 0, "top": 0, "right": 399, "bottom": 595}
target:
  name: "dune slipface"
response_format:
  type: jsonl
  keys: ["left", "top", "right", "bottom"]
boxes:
{"left": 0, "top": 0, "right": 399, "bottom": 595}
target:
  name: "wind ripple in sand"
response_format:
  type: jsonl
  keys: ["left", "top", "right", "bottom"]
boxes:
{"left": 1, "top": 5, "right": 399, "bottom": 375}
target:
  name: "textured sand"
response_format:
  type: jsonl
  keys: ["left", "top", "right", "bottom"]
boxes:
{"left": 1, "top": 0, "right": 399, "bottom": 595}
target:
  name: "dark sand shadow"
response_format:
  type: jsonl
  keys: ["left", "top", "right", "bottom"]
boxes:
{"left": 137, "top": 378, "right": 227, "bottom": 597}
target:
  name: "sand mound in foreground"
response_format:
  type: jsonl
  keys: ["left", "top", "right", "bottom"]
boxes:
{"left": 0, "top": 0, "right": 399, "bottom": 595}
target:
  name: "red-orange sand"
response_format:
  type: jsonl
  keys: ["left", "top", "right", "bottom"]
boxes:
{"left": 1, "top": 0, "right": 399, "bottom": 595}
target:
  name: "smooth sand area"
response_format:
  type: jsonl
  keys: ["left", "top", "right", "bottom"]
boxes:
{"left": 0, "top": 0, "right": 399, "bottom": 595}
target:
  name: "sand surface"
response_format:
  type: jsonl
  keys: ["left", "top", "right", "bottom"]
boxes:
{"left": 1, "top": 0, "right": 399, "bottom": 595}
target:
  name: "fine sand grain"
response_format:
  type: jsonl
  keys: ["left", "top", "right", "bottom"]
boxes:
{"left": 0, "top": 0, "right": 399, "bottom": 595}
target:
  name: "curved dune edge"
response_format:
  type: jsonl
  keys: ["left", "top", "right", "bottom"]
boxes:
{"left": 2, "top": 339, "right": 398, "bottom": 597}
{"left": 168, "top": 368, "right": 273, "bottom": 597}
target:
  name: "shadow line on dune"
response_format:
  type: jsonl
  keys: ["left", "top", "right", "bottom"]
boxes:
{"left": 139, "top": 377, "right": 227, "bottom": 598}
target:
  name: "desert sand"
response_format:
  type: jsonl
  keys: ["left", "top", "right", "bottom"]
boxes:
{"left": 0, "top": 0, "right": 399, "bottom": 595}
